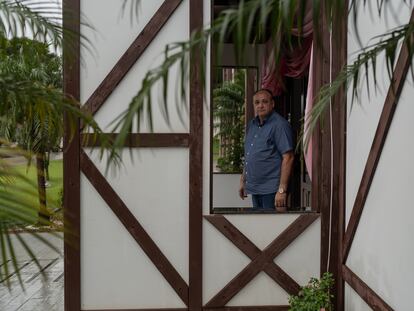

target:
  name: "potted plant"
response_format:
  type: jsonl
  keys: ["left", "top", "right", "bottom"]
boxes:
{"left": 288, "top": 272, "right": 334, "bottom": 311}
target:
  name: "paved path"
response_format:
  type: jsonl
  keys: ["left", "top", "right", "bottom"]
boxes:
{"left": 0, "top": 233, "right": 63, "bottom": 311}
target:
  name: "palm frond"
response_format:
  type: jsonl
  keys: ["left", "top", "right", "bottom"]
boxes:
{"left": 0, "top": 0, "right": 94, "bottom": 56}
{"left": 120, "top": 0, "right": 141, "bottom": 25}
{"left": 304, "top": 19, "right": 414, "bottom": 149}
{"left": 107, "top": 29, "right": 208, "bottom": 164}
{"left": 109, "top": 0, "right": 345, "bottom": 162}
{"left": 0, "top": 1, "right": 62, "bottom": 46}
{"left": 111, "top": 0, "right": 414, "bottom": 164}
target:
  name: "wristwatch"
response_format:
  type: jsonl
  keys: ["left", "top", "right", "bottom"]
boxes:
{"left": 278, "top": 187, "right": 286, "bottom": 194}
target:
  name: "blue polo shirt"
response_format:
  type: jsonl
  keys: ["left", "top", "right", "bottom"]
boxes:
{"left": 244, "top": 111, "right": 293, "bottom": 195}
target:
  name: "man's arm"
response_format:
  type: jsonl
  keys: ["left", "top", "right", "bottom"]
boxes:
{"left": 239, "top": 166, "right": 246, "bottom": 199}
{"left": 275, "top": 151, "right": 294, "bottom": 208}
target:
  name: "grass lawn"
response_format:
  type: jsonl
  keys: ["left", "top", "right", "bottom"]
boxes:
{"left": 6, "top": 159, "right": 63, "bottom": 225}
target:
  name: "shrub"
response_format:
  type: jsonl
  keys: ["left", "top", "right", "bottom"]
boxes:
{"left": 289, "top": 272, "right": 334, "bottom": 311}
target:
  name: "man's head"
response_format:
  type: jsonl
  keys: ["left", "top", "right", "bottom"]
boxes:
{"left": 253, "top": 89, "right": 275, "bottom": 121}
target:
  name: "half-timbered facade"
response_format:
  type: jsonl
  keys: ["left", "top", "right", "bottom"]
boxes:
{"left": 63, "top": 1, "right": 414, "bottom": 310}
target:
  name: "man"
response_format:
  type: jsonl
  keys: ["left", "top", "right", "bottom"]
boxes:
{"left": 239, "top": 89, "right": 294, "bottom": 210}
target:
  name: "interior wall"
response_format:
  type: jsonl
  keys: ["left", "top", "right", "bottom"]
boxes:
{"left": 218, "top": 43, "right": 265, "bottom": 83}
{"left": 346, "top": 2, "right": 414, "bottom": 310}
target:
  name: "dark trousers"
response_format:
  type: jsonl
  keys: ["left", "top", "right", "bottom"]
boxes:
{"left": 251, "top": 193, "right": 276, "bottom": 210}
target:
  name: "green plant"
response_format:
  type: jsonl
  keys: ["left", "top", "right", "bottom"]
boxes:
{"left": 213, "top": 69, "right": 245, "bottom": 173}
{"left": 289, "top": 272, "right": 334, "bottom": 311}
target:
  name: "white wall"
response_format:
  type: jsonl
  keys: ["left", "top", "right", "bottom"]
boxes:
{"left": 212, "top": 174, "right": 252, "bottom": 208}
{"left": 79, "top": 0, "right": 321, "bottom": 308}
{"left": 346, "top": 2, "right": 414, "bottom": 310}
{"left": 81, "top": 149, "right": 189, "bottom": 309}
{"left": 79, "top": 0, "right": 190, "bottom": 308}
{"left": 81, "top": 0, "right": 189, "bottom": 133}
{"left": 203, "top": 215, "right": 320, "bottom": 306}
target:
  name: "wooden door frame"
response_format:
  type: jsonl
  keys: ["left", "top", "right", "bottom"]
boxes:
{"left": 311, "top": 2, "right": 347, "bottom": 310}
{"left": 204, "top": 2, "right": 346, "bottom": 310}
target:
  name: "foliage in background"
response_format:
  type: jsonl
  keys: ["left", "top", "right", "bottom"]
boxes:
{"left": 0, "top": 0, "right": 110, "bottom": 289}
{"left": 0, "top": 36, "right": 63, "bottom": 221}
{"left": 213, "top": 69, "right": 245, "bottom": 173}
{"left": 4, "top": 160, "right": 63, "bottom": 226}
{"left": 289, "top": 272, "right": 334, "bottom": 311}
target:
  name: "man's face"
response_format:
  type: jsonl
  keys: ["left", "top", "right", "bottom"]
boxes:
{"left": 253, "top": 91, "right": 274, "bottom": 120}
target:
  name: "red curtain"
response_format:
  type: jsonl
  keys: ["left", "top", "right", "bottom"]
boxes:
{"left": 260, "top": 7, "right": 314, "bottom": 178}
{"left": 261, "top": 36, "right": 313, "bottom": 96}
{"left": 261, "top": 6, "right": 313, "bottom": 96}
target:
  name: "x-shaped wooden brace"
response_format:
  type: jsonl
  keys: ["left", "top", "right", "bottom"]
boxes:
{"left": 204, "top": 214, "right": 319, "bottom": 307}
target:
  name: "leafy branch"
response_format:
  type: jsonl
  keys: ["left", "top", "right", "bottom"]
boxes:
{"left": 304, "top": 19, "right": 414, "bottom": 149}
{"left": 112, "top": 0, "right": 414, "bottom": 164}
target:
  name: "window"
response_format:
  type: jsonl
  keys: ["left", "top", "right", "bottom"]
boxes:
{"left": 210, "top": 1, "right": 312, "bottom": 214}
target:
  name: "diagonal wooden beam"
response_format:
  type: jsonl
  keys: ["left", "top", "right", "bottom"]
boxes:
{"left": 80, "top": 150, "right": 189, "bottom": 306}
{"left": 342, "top": 9, "right": 414, "bottom": 263}
{"left": 204, "top": 215, "right": 301, "bottom": 295}
{"left": 205, "top": 214, "right": 319, "bottom": 307}
{"left": 82, "top": 0, "right": 182, "bottom": 117}
{"left": 342, "top": 265, "right": 393, "bottom": 311}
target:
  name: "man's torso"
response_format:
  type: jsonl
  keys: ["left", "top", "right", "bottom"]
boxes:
{"left": 244, "top": 111, "right": 293, "bottom": 194}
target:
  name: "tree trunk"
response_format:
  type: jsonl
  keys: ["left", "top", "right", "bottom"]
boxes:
{"left": 45, "top": 152, "right": 50, "bottom": 181}
{"left": 36, "top": 152, "right": 49, "bottom": 223}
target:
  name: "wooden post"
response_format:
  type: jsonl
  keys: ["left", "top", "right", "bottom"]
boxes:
{"left": 63, "top": 0, "right": 81, "bottom": 310}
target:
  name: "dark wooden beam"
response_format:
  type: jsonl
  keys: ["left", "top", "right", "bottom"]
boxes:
{"left": 80, "top": 151, "right": 189, "bottom": 306}
{"left": 342, "top": 265, "right": 394, "bottom": 311}
{"left": 314, "top": 1, "right": 332, "bottom": 278}
{"left": 205, "top": 215, "right": 319, "bottom": 307}
{"left": 342, "top": 9, "right": 414, "bottom": 263}
{"left": 63, "top": 0, "right": 81, "bottom": 310}
{"left": 311, "top": 0, "right": 331, "bottom": 239}
{"left": 204, "top": 215, "right": 301, "bottom": 295}
{"left": 330, "top": 2, "right": 348, "bottom": 311}
{"left": 81, "top": 133, "right": 190, "bottom": 148}
{"left": 189, "top": 1, "right": 204, "bottom": 311}
{"left": 84, "top": 309, "right": 188, "bottom": 311}
{"left": 82, "top": 0, "right": 183, "bottom": 117}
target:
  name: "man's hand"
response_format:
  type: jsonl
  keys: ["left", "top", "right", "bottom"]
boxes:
{"left": 239, "top": 183, "right": 246, "bottom": 199}
{"left": 275, "top": 192, "right": 287, "bottom": 210}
